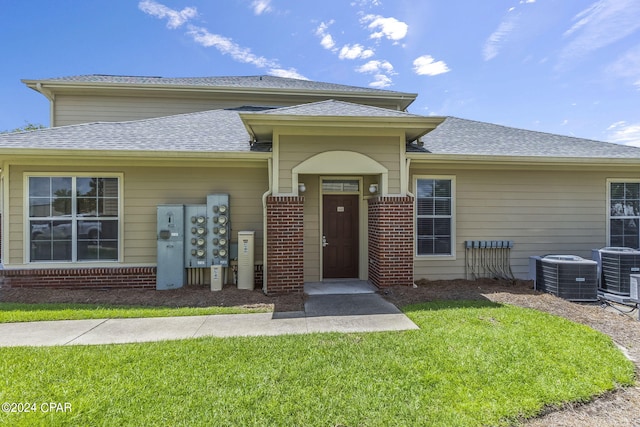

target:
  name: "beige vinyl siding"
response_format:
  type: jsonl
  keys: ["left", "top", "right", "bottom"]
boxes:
{"left": 53, "top": 95, "right": 408, "bottom": 126}
{"left": 53, "top": 95, "right": 244, "bottom": 126}
{"left": 278, "top": 135, "right": 401, "bottom": 194}
{"left": 7, "top": 163, "right": 267, "bottom": 266}
{"left": 411, "top": 165, "right": 639, "bottom": 281}
{"left": 300, "top": 175, "right": 321, "bottom": 282}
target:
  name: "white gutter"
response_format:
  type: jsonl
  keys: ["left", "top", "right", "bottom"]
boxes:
{"left": 261, "top": 158, "right": 273, "bottom": 294}
{"left": 406, "top": 152, "right": 640, "bottom": 167}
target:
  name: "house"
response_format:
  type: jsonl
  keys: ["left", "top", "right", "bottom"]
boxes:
{"left": 1, "top": 74, "right": 639, "bottom": 294}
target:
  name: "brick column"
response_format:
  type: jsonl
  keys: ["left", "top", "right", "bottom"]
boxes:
{"left": 266, "top": 196, "right": 304, "bottom": 294}
{"left": 368, "top": 196, "right": 414, "bottom": 288}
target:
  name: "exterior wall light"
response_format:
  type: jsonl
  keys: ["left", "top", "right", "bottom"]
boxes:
{"left": 298, "top": 183, "right": 306, "bottom": 193}
{"left": 369, "top": 183, "right": 378, "bottom": 194}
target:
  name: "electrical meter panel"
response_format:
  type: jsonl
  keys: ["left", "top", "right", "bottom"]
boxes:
{"left": 185, "top": 204, "right": 209, "bottom": 268}
{"left": 156, "top": 204, "right": 186, "bottom": 290}
{"left": 207, "top": 194, "right": 231, "bottom": 267}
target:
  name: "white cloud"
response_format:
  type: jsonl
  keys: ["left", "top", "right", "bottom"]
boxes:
{"left": 315, "top": 21, "right": 337, "bottom": 51}
{"left": 350, "top": 0, "right": 382, "bottom": 7}
{"left": 140, "top": 1, "right": 305, "bottom": 78}
{"left": 138, "top": 0, "right": 197, "bottom": 29}
{"left": 251, "top": 0, "right": 272, "bottom": 15}
{"left": 560, "top": 0, "right": 640, "bottom": 67}
{"left": 356, "top": 60, "right": 395, "bottom": 87}
{"left": 356, "top": 59, "right": 394, "bottom": 74}
{"left": 605, "top": 44, "right": 640, "bottom": 89}
{"left": 338, "top": 44, "right": 375, "bottom": 60}
{"left": 483, "top": 11, "right": 520, "bottom": 61}
{"left": 269, "top": 68, "right": 308, "bottom": 80}
{"left": 413, "top": 55, "right": 450, "bottom": 76}
{"left": 186, "top": 25, "right": 276, "bottom": 68}
{"left": 369, "top": 74, "right": 392, "bottom": 88}
{"left": 606, "top": 121, "right": 640, "bottom": 146}
{"left": 361, "top": 14, "right": 408, "bottom": 41}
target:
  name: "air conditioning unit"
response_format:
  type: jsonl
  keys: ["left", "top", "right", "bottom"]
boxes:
{"left": 532, "top": 255, "right": 598, "bottom": 302}
{"left": 593, "top": 247, "right": 640, "bottom": 296}
{"left": 630, "top": 275, "right": 640, "bottom": 303}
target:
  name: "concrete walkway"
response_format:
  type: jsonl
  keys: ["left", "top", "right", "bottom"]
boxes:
{"left": 0, "top": 293, "right": 418, "bottom": 347}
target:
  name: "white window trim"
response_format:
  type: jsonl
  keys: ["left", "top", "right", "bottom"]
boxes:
{"left": 414, "top": 175, "right": 456, "bottom": 260}
{"left": 606, "top": 178, "right": 640, "bottom": 248}
{"left": 24, "top": 172, "right": 124, "bottom": 264}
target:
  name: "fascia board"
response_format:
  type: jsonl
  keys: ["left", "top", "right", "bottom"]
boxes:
{"left": 407, "top": 152, "right": 640, "bottom": 167}
{"left": 22, "top": 79, "right": 417, "bottom": 108}
{"left": 0, "top": 148, "right": 272, "bottom": 161}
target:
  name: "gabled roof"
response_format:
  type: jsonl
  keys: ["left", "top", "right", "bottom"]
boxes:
{"left": 416, "top": 117, "right": 640, "bottom": 159}
{"left": 28, "top": 74, "right": 410, "bottom": 95}
{"left": 255, "top": 99, "right": 425, "bottom": 118}
{"left": 0, "top": 109, "right": 253, "bottom": 155}
{"left": 240, "top": 100, "right": 444, "bottom": 143}
{"left": 22, "top": 74, "right": 418, "bottom": 111}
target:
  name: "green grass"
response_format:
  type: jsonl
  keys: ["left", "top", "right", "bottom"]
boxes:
{"left": 0, "top": 302, "right": 270, "bottom": 323}
{"left": 0, "top": 301, "right": 634, "bottom": 426}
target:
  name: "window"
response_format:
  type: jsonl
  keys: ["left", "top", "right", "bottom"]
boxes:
{"left": 28, "top": 176, "right": 120, "bottom": 262}
{"left": 416, "top": 177, "right": 454, "bottom": 256}
{"left": 322, "top": 179, "right": 360, "bottom": 192}
{"left": 609, "top": 181, "right": 640, "bottom": 248}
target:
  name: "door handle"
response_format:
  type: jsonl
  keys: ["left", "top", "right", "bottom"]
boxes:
{"left": 322, "top": 236, "right": 329, "bottom": 247}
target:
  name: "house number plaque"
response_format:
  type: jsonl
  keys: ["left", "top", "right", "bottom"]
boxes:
{"left": 337, "top": 206, "right": 345, "bottom": 212}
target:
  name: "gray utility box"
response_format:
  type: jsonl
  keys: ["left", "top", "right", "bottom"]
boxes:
{"left": 530, "top": 255, "right": 598, "bottom": 302}
{"left": 185, "top": 204, "right": 209, "bottom": 268}
{"left": 592, "top": 247, "right": 640, "bottom": 296}
{"left": 156, "top": 205, "right": 186, "bottom": 290}
{"left": 207, "top": 194, "right": 231, "bottom": 267}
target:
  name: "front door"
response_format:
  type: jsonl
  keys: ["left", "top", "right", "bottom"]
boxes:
{"left": 322, "top": 195, "right": 359, "bottom": 278}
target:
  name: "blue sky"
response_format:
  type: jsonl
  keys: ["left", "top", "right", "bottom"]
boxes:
{"left": 1, "top": 0, "right": 639, "bottom": 146}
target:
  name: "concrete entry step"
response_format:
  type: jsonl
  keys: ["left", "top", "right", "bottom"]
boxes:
{"left": 304, "top": 294, "right": 401, "bottom": 317}
{"left": 304, "top": 279, "right": 376, "bottom": 295}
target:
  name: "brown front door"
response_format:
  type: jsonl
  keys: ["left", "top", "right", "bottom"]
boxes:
{"left": 323, "top": 195, "right": 359, "bottom": 278}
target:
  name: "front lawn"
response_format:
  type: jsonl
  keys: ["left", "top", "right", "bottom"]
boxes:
{"left": 0, "top": 302, "right": 270, "bottom": 323}
{"left": 0, "top": 301, "right": 634, "bottom": 426}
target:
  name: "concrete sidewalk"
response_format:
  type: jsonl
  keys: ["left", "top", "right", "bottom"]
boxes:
{"left": 0, "top": 294, "right": 419, "bottom": 347}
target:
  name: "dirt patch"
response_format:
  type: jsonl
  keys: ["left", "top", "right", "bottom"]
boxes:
{"left": 0, "top": 285, "right": 306, "bottom": 313}
{"left": 1, "top": 278, "right": 639, "bottom": 425}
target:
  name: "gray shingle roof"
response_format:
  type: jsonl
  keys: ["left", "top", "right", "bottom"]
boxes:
{"left": 418, "top": 117, "right": 640, "bottom": 159}
{"left": 30, "top": 74, "right": 412, "bottom": 95}
{"left": 0, "top": 110, "right": 252, "bottom": 153}
{"left": 254, "top": 99, "right": 424, "bottom": 117}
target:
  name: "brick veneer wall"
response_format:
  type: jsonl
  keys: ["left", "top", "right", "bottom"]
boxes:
{"left": 368, "top": 196, "right": 414, "bottom": 287}
{"left": 0, "top": 267, "right": 156, "bottom": 289}
{"left": 265, "top": 196, "right": 304, "bottom": 294}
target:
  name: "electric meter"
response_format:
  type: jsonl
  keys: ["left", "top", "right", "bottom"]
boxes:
{"left": 206, "top": 194, "right": 230, "bottom": 267}
{"left": 196, "top": 249, "right": 206, "bottom": 258}
{"left": 196, "top": 227, "right": 206, "bottom": 235}
{"left": 196, "top": 216, "right": 206, "bottom": 224}
{"left": 196, "top": 238, "right": 205, "bottom": 246}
